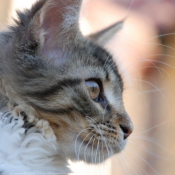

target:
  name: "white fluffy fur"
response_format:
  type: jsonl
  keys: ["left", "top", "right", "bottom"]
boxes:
{"left": 0, "top": 112, "right": 70, "bottom": 174}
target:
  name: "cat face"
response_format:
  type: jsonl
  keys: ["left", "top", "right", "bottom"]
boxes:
{"left": 29, "top": 40, "right": 133, "bottom": 163}
{"left": 0, "top": 0, "right": 133, "bottom": 164}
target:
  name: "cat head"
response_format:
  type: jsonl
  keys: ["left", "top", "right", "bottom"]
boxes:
{"left": 0, "top": 0, "right": 133, "bottom": 163}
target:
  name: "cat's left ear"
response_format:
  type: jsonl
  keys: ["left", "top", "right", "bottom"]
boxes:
{"left": 88, "top": 20, "right": 123, "bottom": 47}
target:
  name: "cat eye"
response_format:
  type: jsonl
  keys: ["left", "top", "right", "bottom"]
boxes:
{"left": 85, "top": 80, "right": 100, "bottom": 101}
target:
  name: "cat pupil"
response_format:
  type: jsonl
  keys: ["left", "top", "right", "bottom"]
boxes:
{"left": 92, "top": 86, "right": 95, "bottom": 92}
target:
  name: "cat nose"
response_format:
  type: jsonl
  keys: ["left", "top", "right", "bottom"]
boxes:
{"left": 119, "top": 124, "right": 133, "bottom": 140}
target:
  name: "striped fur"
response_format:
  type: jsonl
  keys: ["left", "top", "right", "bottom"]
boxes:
{"left": 0, "top": 0, "right": 133, "bottom": 173}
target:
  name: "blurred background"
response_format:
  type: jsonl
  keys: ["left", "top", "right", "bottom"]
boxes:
{"left": 0, "top": 0, "right": 175, "bottom": 174}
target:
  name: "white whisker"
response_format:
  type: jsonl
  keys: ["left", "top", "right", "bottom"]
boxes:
{"left": 129, "top": 140, "right": 173, "bottom": 161}
{"left": 84, "top": 134, "right": 95, "bottom": 162}
{"left": 146, "top": 33, "right": 175, "bottom": 40}
{"left": 86, "top": 116, "right": 97, "bottom": 125}
{"left": 91, "top": 136, "right": 96, "bottom": 164}
{"left": 95, "top": 138, "right": 100, "bottom": 164}
{"left": 127, "top": 147, "right": 159, "bottom": 175}
{"left": 77, "top": 132, "right": 91, "bottom": 160}
{"left": 103, "top": 54, "right": 110, "bottom": 69}
{"left": 132, "top": 121, "right": 171, "bottom": 135}
{"left": 74, "top": 127, "right": 91, "bottom": 159}
{"left": 132, "top": 136, "right": 175, "bottom": 156}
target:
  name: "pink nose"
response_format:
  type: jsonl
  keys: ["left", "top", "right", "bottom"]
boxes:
{"left": 119, "top": 124, "right": 133, "bottom": 139}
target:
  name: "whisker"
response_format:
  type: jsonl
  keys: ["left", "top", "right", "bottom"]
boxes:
{"left": 146, "top": 32, "right": 175, "bottom": 40}
{"left": 115, "top": 155, "right": 128, "bottom": 175}
{"left": 86, "top": 116, "right": 97, "bottom": 125}
{"left": 154, "top": 59, "right": 175, "bottom": 70}
{"left": 101, "top": 141, "right": 104, "bottom": 163}
{"left": 95, "top": 138, "right": 100, "bottom": 164}
{"left": 127, "top": 147, "right": 159, "bottom": 175}
{"left": 131, "top": 136, "right": 175, "bottom": 156}
{"left": 77, "top": 132, "right": 91, "bottom": 160}
{"left": 147, "top": 43, "right": 175, "bottom": 52}
{"left": 74, "top": 127, "right": 91, "bottom": 159}
{"left": 130, "top": 78, "right": 171, "bottom": 127}
{"left": 91, "top": 136, "right": 96, "bottom": 164}
{"left": 84, "top": 133, "right": 95, "bottom": 162}
{"left": 107, "top": 143, "right": 114, "bottom": 157}
{"left": 125, "top": 0, "right": 135, "bottom": 17}
{"left": 132, "top": 121, "right": 171, "bottom": 135}
{"left": 139, "top": 65, "right": 171, "bottom": 79}
{"left": 120, "top": 150, "right": 148, "bottom": 175}
{"left": 103, "top": 54, "right": 110, "bottom": 70}
{"left": 121, "top": 58, "right": 163, "bottom": 78}
{"left": 129, "top": 140, "right": 173, "bottom": 161}
{"left": 114, "top": 141, "right": 137, "bottom": 175}
{"left": 95, "top": 124, "right": 111, "bottom": 160}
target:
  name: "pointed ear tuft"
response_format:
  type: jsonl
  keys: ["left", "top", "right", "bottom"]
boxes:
{"left": 88, "top": 20, "right": 124, "bottom": 47}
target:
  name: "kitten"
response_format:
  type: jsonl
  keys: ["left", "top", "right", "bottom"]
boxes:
{"left": 0, "top": 0, "right": 133, "bottom": 174}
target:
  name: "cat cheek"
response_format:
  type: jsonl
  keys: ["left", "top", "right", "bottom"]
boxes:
{"left": 104, "top": 86, "right": 123, "bottom": 111}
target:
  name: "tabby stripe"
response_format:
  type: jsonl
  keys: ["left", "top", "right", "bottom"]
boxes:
{"left": 29, "top": 102, "right": 74, "bottom": 114}
{"left": 90, "top": 43, "right": 123, "bottom": 90}
{"left": 90, "top": 43, "right": 114, "bottom": 80}
{"left": 90, "top": 43, "right": 111, "bottom": 65}
{"left": 26, "top": 78, "right": 81, "bottom": 98}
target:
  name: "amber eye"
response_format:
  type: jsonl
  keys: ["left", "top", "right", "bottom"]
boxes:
{"left": 85, "top": 80, "right": 100, "bottom": 101}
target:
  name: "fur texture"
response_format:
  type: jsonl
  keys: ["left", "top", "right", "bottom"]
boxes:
{"left": 0, "top": 0, "right": 133, "bottom": 173}
{"left": 0, "top": 111, "right": 70, "bottom": 174}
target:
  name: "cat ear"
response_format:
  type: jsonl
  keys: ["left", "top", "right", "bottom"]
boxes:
{"left": 88, "top": 20, "right": 123, "bottom": 47}
{"left": 15, "top": 0, "right": 83, "bottom": 56}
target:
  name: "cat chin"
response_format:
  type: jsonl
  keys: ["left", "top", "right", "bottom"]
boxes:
{"left": 67, "top": 139, "right": 127, "bottom": 164}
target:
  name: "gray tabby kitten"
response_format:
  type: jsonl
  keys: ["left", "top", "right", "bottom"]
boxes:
{"left": 0, "top": 0, "right": 133, "bottom": 173}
